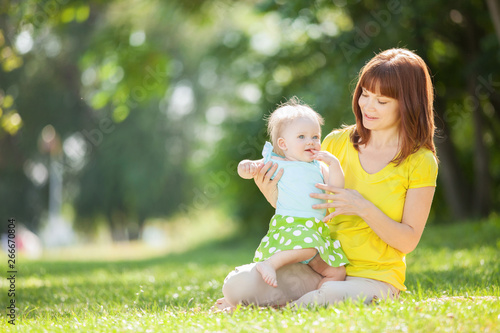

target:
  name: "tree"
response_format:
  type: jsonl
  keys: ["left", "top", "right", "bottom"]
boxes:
{"left": 202, "top": 0, "right": 500, "bottom": 230}
{"left": 0, "top": 0, "right": 207, "bottom": 237}
{"left": 2, "top": 0, "right": 498, "bottom": 241}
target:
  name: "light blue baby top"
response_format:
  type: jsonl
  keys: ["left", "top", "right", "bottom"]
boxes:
{"left": 262, "top": 141, "right": 327, "bottom": 219}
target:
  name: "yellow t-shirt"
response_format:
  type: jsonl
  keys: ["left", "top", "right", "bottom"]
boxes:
{"left": 321, "top": 128, "right": 438, "bottom": 290}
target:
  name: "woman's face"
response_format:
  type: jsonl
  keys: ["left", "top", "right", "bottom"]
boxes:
{"left": 358, "top": 87, "right": 400, "bottom": 133}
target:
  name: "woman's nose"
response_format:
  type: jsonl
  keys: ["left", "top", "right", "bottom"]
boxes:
{"left": 365, "top": 96, "right": 375, "bottom": 110}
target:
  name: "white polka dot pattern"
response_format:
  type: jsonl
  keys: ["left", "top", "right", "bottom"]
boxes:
{"left": 253, "top": 214, "right": 349, "bottom": 268}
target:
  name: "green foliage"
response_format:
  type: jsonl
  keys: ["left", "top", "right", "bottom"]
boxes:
{"left": 0, "top": 0, "right": 201, "bottom": 236}
{"left": 202, "top": 0, "right": 500, "bottom": 230}
{"left": 74, "top": 106, "right": 192, "bottom": 239}
{"left": 0, "top": 0, "right": 499, "bottom": 237}
{"left": 1, "top": 218, "right": 499, "bottom": 332}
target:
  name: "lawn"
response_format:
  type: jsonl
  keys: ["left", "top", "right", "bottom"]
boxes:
{"left": 1, "top": 215, "right": 499, "bottom": 332}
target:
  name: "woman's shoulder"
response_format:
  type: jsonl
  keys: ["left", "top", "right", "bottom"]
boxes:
{"left": 324, "top": 126, "right": 352, "bottom": 140}
{"left": 322, "top": 126, "right": 353, "bottom": 151}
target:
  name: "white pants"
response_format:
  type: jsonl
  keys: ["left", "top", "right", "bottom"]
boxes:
{"left": 222, "top": 262, "right": 399, "bottom": 308}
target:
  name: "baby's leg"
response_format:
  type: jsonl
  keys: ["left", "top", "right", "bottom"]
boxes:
{"left": 307, "top": 255, "right": 346, "bottom": 288}
{"left": 257, "top": 248, "right": 317, "bottom": 287}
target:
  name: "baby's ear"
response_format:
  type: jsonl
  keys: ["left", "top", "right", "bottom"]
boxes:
{"left": 277, "top": 138, "right": 287, "bottom": 151}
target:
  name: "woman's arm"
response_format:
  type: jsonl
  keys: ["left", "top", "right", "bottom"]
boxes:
{"left": 311, "top": 184, "right": 435, "bottom": 254}
{"left": 253, "top": 161, "right": 283, "bottom": 208}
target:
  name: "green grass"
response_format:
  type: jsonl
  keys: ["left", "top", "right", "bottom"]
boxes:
{"left": 1, "top": 216, "right": 499, "bottom": 332}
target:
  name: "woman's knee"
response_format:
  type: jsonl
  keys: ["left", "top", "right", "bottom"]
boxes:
{"left": 222, "top": 263, "right": 319, "bottom": 307}
{"left": 222, "top": 264, "right": 263, "bottom": 306}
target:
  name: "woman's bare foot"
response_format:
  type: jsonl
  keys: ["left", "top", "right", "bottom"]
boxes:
{"left": 256, "top": 261, "right": 278, "bottom": 287}
{"left": 210, "top": 298, "right": 235, "bottom": 313}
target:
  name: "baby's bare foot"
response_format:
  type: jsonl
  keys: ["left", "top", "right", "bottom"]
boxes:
{"left": 256, "top": 261, "right": 278, "bottom": 287}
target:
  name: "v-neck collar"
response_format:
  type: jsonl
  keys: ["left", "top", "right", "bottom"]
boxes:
{"left": 348, "top": 143, "right": 397, "bottom": 181}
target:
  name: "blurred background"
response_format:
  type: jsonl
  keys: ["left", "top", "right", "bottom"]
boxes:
{"left": 0, "top": 0, "right": 499, "bottom": 257}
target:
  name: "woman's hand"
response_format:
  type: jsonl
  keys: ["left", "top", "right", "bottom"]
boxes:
{"left": 310, "top": 183, "right": 372, "bottom": 222}
{"left": 254, "top": 161, "right": 283, "bottom": 208}
{"left": 311, "top": 183, "right": 436, "bottom": 254}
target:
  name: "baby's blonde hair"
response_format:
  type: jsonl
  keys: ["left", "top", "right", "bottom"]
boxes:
{"left": 266, "top": 96, "right": 324, "bottom": 156}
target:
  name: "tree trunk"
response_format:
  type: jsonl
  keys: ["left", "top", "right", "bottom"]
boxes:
{"left": 109, "top": 210, "right": 129, "bottom": 242}
{"left": 468, "top": 73, "right": 492, "bottom": 217}
{"left": 486, "top": 0, "right": 500, "bottom": 44}
{"left": 434, "top": 97, "right": 472, "bottom": 219}
{"left": 464, "top": 11, "right": 492, "bottom": 217}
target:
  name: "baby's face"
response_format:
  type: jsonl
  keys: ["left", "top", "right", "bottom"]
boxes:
{"left": 279, "top": 116, "right": 321, "bottom": 162}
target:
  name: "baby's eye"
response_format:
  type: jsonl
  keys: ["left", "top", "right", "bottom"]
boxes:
{"left": 313, "top": 135, "right": 319, "bottom": 140}
{"left": 298, "top": 135, "right": 305, "bottom": 139}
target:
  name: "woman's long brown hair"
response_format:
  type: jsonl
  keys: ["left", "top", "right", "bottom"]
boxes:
{"left": 350, "top": 48, "right": 437, "bottom": 165}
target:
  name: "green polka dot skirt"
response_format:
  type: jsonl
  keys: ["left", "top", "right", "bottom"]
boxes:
{"left": 253, "top": 214, "right": 349, "bottom": 268}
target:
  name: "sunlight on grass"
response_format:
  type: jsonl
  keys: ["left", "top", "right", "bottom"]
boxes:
{"left": 0, "top": 215, "right": 499, "bottom": 332}
{"left": 38, "top": 209, "right": 238, "bottom": 261}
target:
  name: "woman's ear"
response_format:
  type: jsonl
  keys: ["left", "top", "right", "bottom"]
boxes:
{"left": 277, "top": 137, "right": 287, "bottom": 151}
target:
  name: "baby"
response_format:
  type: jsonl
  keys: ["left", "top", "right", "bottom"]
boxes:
{"left": 238, "top": 97, "right": 349, "bottom": 288}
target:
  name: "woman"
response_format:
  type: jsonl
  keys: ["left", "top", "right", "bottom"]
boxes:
{"left": 215, "top": 48, "right": 438, "bottom": 309}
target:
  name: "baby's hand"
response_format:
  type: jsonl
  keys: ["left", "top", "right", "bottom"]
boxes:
{"left": 312, "top": 151, "right": 339, "bottom": 166}
{"left": 238, "top": 160, "right": 264, "bottom": 179}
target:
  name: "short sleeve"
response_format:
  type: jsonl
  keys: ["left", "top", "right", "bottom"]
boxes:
{"left": 262, "top": 141, "right": 274, "bottom": 163}
{"left": 408, "top": 150, "right": 438, "bottom": 189}
{"left": 321, "top": 128, "right": 350, "bottom": 156}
